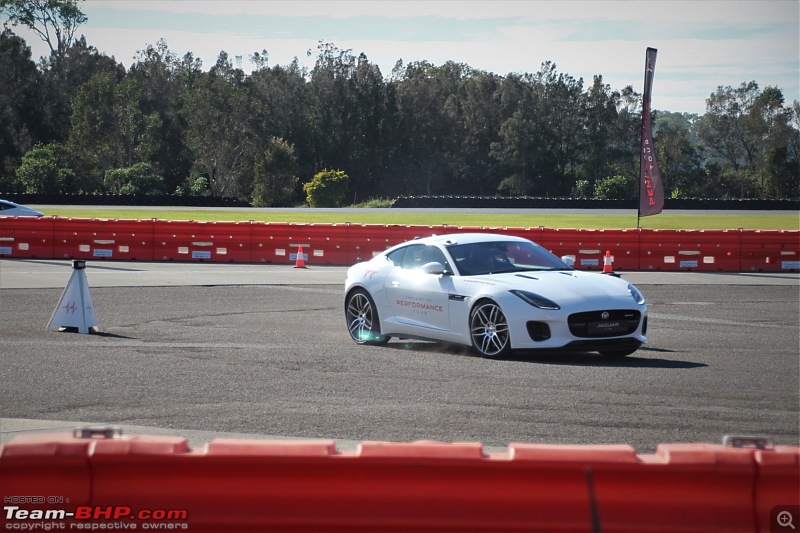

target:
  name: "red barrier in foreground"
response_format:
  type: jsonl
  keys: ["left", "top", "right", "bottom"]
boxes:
{"left": 1, "top": 432, "right": 797, "bottom": 532}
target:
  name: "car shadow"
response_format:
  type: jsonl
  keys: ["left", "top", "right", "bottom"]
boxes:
{"left": 385, "top": 341, "right": 706, "bottom": 369}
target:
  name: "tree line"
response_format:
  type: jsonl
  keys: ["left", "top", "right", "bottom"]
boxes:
{"left": 1, "top": 1, "right": 798, "bottom": 207}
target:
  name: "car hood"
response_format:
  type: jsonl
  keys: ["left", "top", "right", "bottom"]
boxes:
{"left": 465, "top": 270, "right": 641, "bottom": 306}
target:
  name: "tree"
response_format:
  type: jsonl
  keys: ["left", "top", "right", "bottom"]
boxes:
{"left": 40, "top": 35, "right": 125, "bottom": 143}
{"left": 0, "top": 0, "right": 86, "bottom": 60}
{"left": 653, "top": 111, "right": 704, "bottom": 197}
{"left": 104, "top": 162, "right": 165, "bottom": 195}
{"left": 392, "top": 60, "right": 465, "bottom": 195}
{"left": 492, "top": 108, "right": 537, "bottom": 195}
{"left": 303, "top": 168, "right": 349, "bottom": 207}
{"left": 306, "top": 43, "right": 390, "bottom": 201}
{"left": 16, "top": 141, "right": 74, "bottom": 193}
{"left": 68, "top": 74, "right": 158, "bottom": 191}
{"left": 584, "top": 75, "right": 621, "bottom": 192}
{"left": 247, "top": 57, "right": 314, "bottom": 184}
{"left": 531, "top": 62, "right": 585, "bottom": 195}
{"left": 0, "top": 29, "right": 43, "bottom": 188}
{"left": 252, "top": 137, "right": 299, "bottom": 207}
{"left": 698, "top": 81, "right": 798, "bottom": 197}
{"left": 183, "top": 51, "right": 250, "bottom": 197}
{"left": 453, "top": 70, "right": 503, "bottom": 195}
{"left": 128, "top": 39, "right": 195, "bottom": 192}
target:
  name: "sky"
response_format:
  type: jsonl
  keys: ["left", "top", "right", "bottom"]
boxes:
{"left": 9, "top": 0, "right": 800, "bottom": 115}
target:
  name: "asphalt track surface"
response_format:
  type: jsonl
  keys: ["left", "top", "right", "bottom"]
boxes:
{"left": 1, "top": 259, "right": 798, "bottom": 452}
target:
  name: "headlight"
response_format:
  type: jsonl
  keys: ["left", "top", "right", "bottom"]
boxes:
{"left": 628, "top": 284, "right": 646, "bottom": 305}
{"left": 510, "top": 290, "right": 560, "bottom": 310}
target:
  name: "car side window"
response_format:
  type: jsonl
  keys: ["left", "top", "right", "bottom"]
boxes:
{"left": 385, "top": 247, "right": 406, "bottom": 267}
{"left": 400, "top": 245, "right": 450, "bottom": 271}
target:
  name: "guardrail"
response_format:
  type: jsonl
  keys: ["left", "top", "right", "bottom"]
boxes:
{"left": 2, "top": 217, "right": 799, "bottom": 272}
{"left": 1, "top": 431, "right": 797, "bottom": 532}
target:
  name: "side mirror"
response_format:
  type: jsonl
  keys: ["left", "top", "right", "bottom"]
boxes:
{"left": 561, "top": 255, "right": 575, "bottom": 268}
{"left": 421, "top": 261, "right": 448, "bottom": 275}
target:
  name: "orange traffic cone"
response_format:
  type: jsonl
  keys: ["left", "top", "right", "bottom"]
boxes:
{"left": 602, "top": 250, "right": 618, "bottom": 276}
{"left": 294, "top": 245, "right": 306, "bottom": 268}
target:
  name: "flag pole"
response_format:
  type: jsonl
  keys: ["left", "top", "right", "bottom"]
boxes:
{"left": 638, "top": 47, "right": 664, "bottom": 226}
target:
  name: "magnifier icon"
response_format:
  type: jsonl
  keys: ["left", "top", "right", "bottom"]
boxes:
{"left": 778, "top": 510, "right": 796, "bottom": 530}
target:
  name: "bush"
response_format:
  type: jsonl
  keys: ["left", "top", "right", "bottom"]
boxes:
{"left": 350, "top": 197, "right": 395, "bottom": 208}
{"left": 571, "top": 179, "right": 591, "bottom": 199}
{"left": 104, "top": 163, "right": 165, "bottom": 195}
{"left": 303, "top": 169, "right": 349, "bottom": 207}
{"left": 16, "top": 143, "right": 75, "bottom": 194}
{"left": 593, "top": 175, "right": 635, "bottom": 200}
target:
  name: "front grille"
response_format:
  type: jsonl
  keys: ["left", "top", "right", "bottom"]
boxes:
{"left": 568, "top": 310, "right": 641, "bottom": 338}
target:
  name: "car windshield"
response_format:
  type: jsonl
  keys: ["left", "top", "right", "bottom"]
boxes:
{"left": 446, "top": 241, "right": 570, "bottom": 276}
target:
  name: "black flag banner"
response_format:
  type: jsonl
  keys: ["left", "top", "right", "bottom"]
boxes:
{"left": 639, "top": 47, "right": 664, "bottom": 218}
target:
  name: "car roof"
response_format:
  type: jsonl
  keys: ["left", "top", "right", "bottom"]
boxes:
{"left": 414, "top": 233, "right": 531, "bottom": 246}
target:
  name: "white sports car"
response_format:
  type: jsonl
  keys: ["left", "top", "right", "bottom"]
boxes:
{"left": 344, "top": 233, "right": 648, "bottom": 359}
{"left": 0, "top": 199, "right": 44, "bottom": 217}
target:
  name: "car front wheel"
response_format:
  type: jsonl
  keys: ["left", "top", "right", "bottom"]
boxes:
{"left": 346, "top": 289, "right": 390, "bottom": 345}
{"left": 470, "top": 300, "right": 511, "bottom": 358}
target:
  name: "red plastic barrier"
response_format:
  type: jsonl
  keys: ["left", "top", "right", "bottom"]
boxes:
{"left": 2, "top": 217, "right": 799, "bottom": 272}
{"left": 540, "top": 228, "right": 642, "bottom": 271}
{"left": 0, "top": 215, "right": 55, "bottom": 258}
{"left": 200, "top": 220, "right": 253, "bottom": 262}
{"left": 52, "top": 218, "right": 155, "bottom": 261}
{"left": 639, "top": 229, "right": 742, "bottom": 271}
{"left": 2, "top": 432, "right": 797, "bottom": 532}
{"left": 303, "top": 223, "right": 353, "bottom": 265}
{"left": 754, "top": 446, "right": 800, "bottom": 531}
{"left": 249, "top": 222, "right": 353, "bottom": 265}
{"left": 740, "top": 230, "right": 800, "bottom": 272}
{"left": 153, "top": 220, "right": 253, "bottom": 262}
{"left": 250, "top": 221, "right": 315, "bottom": 264}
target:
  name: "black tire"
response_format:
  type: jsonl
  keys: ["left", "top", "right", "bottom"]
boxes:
{"left": 469, "top": 300, "right": 511, "bottom": 358}
{"left": 345, "top": 289, "right": 390, "bottom": 345}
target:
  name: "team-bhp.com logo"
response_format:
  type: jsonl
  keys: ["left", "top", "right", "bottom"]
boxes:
{"left": 3, "top": 503, "right": 189, "bottom": 530}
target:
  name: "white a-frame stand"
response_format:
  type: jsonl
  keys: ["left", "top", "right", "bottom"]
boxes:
{"left": 47, "top": 260, "right": 99, "bottom": 334}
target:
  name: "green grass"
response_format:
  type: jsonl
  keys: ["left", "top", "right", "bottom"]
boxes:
{"left": 36, "top": 207, "right": 799, "bottom": 230}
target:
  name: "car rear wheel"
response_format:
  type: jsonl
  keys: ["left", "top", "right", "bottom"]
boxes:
{"left": 346, "top": 289, "right": 389, "bottom": 345}
{"left": 470, "top": 300, "right": 511, "bottom": 358}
